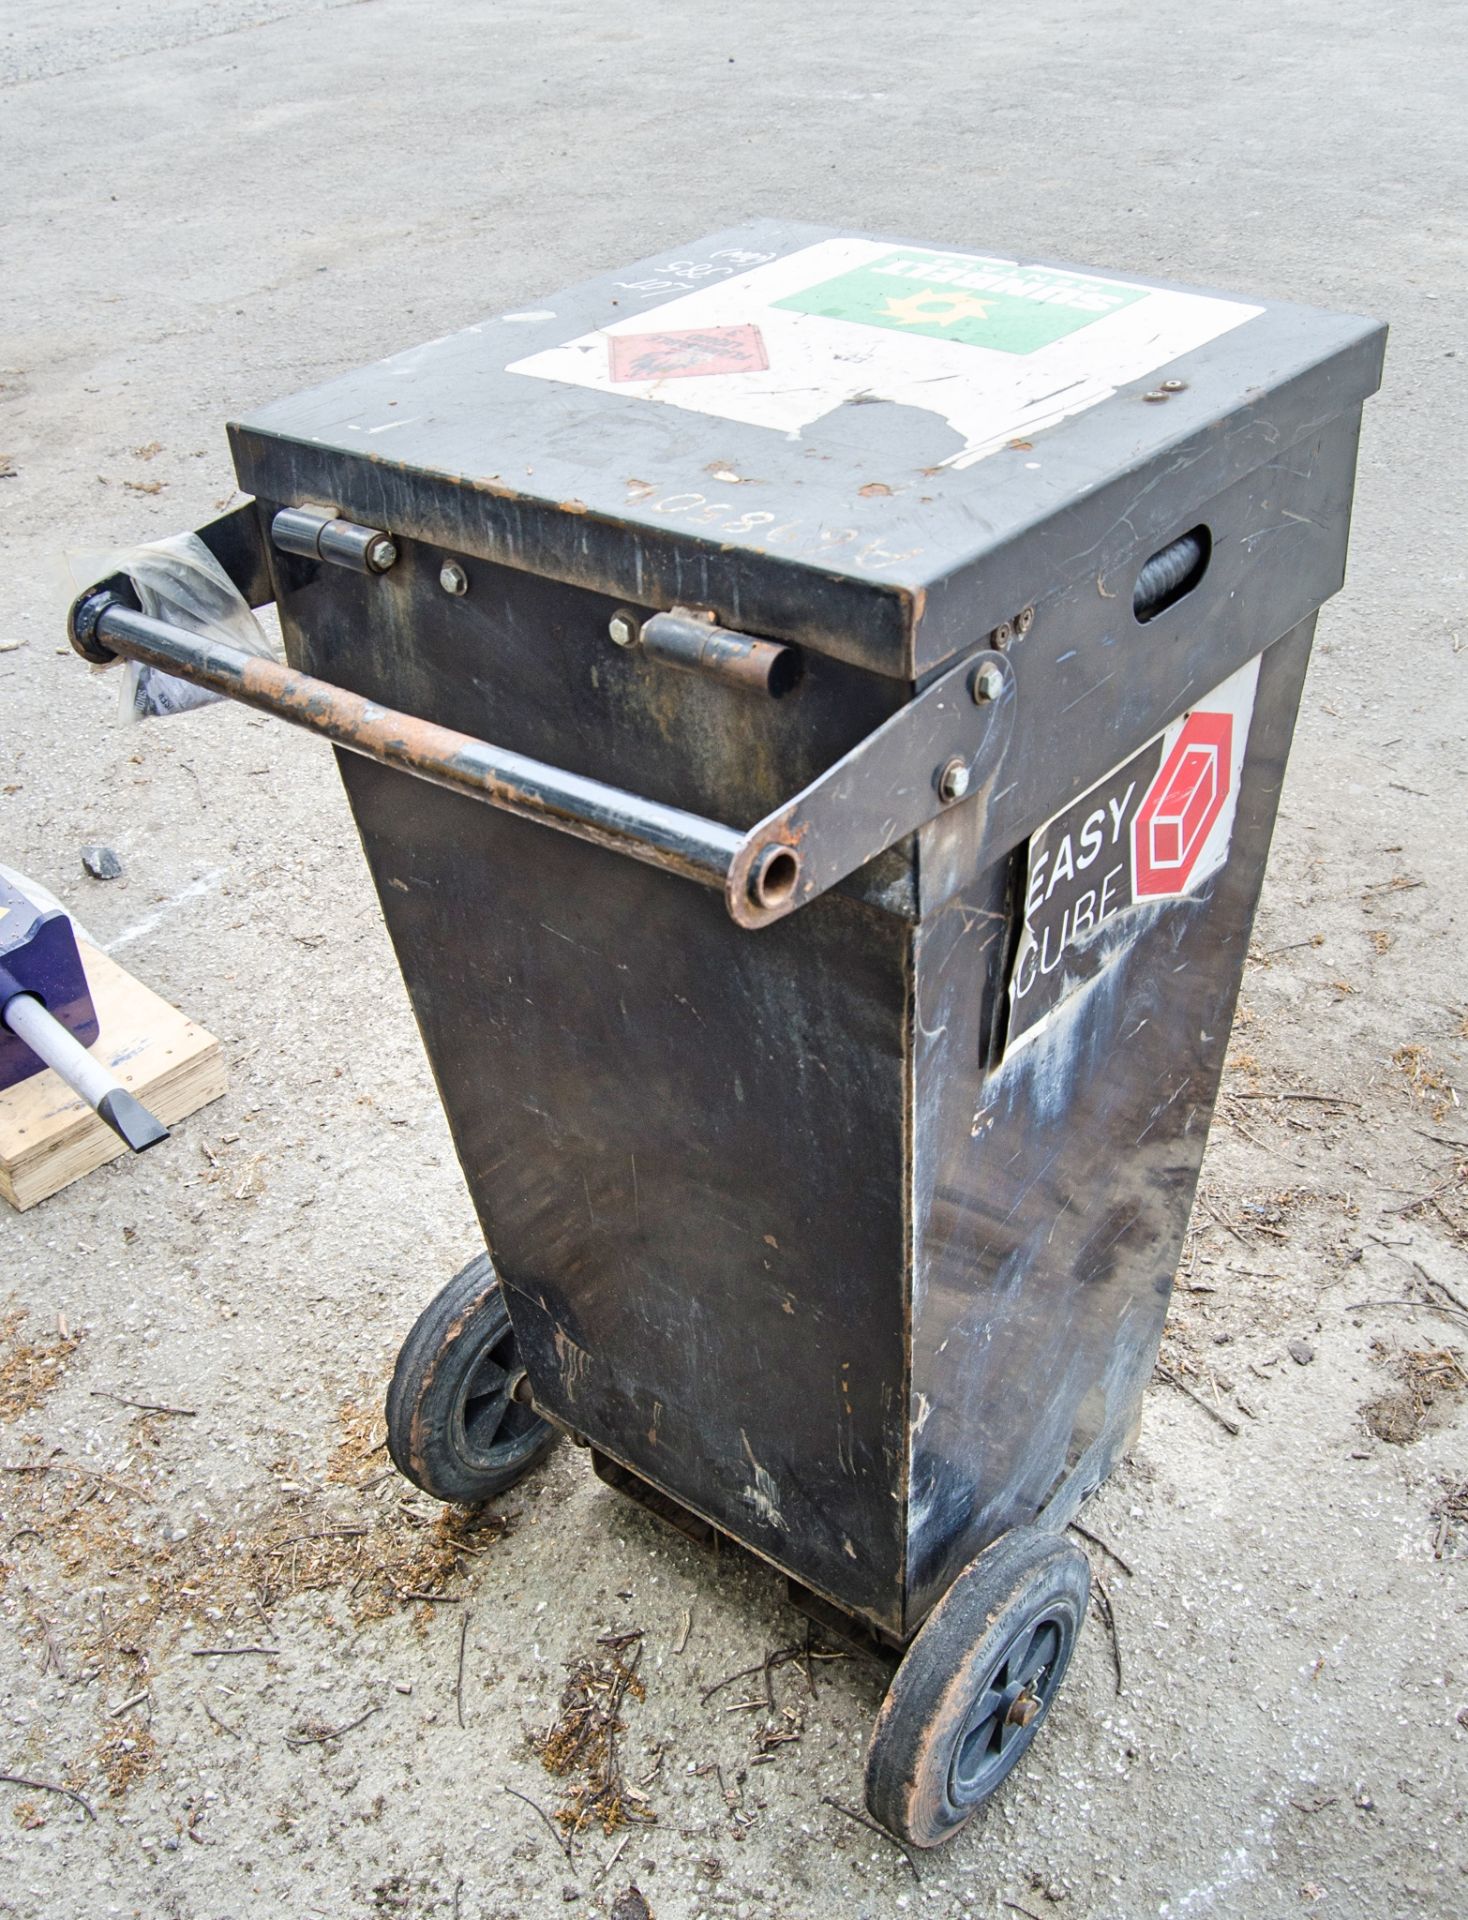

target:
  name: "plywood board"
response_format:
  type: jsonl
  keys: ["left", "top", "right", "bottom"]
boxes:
{"left": 0, "top": 940, "right": 225, "bottom": 1211}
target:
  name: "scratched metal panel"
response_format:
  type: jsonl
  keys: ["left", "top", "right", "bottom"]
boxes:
{"left": 910, "top": 407, "right": 1367, "bottom": 915}
{"left": 273, "top": 556, "right": 915, "bottom": 1632}
{"left": 348, "top": 778, "right": 913, "bottom": 1631}
{"left": 229, "top": 221, "right": 1384, "bottom": 678}
{"left": 902, "top": 620, "right": 1314, "bottom": 1631}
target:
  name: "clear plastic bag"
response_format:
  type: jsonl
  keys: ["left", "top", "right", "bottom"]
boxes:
{"left": 68, "top": 532, "right": 280, "bottom": 722}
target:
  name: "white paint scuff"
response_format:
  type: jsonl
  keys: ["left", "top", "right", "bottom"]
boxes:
{"left": 740, "top": 1429, "right": 787, "bottom": 1532}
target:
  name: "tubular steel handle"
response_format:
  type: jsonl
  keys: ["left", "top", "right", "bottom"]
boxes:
{"left": 70, "top": 589, "right": 1014, "bottom": 930}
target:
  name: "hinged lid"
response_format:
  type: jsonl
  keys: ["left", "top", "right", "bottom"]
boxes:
{"left": 229, "top": 220, "right": 1384, "bottom": 679}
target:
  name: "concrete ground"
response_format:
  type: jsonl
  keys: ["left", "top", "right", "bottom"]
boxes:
{"left": 2, "top": 3, "right": 1466, "bottom": 1916}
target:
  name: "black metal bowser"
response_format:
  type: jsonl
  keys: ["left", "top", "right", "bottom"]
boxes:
{"left": 69, "top": 224, "right": 1383, "bottom": 1845}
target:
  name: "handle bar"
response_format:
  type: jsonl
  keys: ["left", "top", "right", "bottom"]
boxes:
{"left": 70, "top": 588, "right": 1013, "bottom": 931}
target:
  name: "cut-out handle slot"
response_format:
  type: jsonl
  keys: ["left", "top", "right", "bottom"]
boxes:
{"left": 1134, "top": 527, "right": 1211, "bottom": 623}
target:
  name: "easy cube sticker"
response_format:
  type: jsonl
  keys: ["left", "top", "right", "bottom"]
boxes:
{"left": 1005, "top": 656, "right": 1261, "bottom": 1054}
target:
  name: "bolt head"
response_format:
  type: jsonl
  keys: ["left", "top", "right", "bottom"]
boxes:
{"left": 1142, "top": 389, "right": 1169, "bottom": 403}
{"left": 1160, "top": 378, "right": 1187, "bottom": 393}
{"left": 366, "top": 536, "right": 398, "bottom": 572}
{"left": 971, "top": 662, "right": 1005, "bottom": 704}
{"left": 440, "top": 561, "right": 468, "bottom": 596}
{"left": 938, "top": 757, "right": 971, "bottom": 803}
{"left": 1006, "top": 1690, "right": 1041, "bottom": 1728}
{"left": 1015, "top": 605, "right": 1035, "bottom": 634}
{"left": 608, "top": 610, "right": 640, "bottom": 648}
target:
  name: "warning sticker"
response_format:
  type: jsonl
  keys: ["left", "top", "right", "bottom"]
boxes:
{"left": 608, "top": 324, "right": 768, "bottom": 382}
{"left": 508, "top": 236, "right": 1262, "bottom": 471}
{"left": 1006, "top": 657, "right": 1260, "bottom": 1054}
{"left": 771, "top": 248, "right": 1149, "bottom": 356}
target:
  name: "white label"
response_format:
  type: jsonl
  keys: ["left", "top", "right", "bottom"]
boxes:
{"left": 509, "top": 237, "right": 1261, "bottom": 470}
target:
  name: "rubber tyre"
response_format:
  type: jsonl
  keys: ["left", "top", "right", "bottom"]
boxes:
{"left": 385, "top": 1252, "right": 558, "bottom": 1503}
{"left": 865, "top": 1529, "right": 1089, "bottom": 1848}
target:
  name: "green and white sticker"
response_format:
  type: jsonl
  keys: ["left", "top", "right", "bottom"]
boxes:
{"left": 509, "top": 236, "right": 1261, "bottom": 471}
{"left": 772, "top": 248, "right": 1150, "bottom": 356}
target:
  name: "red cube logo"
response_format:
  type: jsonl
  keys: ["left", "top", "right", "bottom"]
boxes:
{"left": 1133, "top": 710, "right": 1232, "bottom": 897}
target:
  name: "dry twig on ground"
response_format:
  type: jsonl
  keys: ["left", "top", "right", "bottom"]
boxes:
{"left": 532, "top": 1631, "right": 654, "bottom": 1838}
{"left": 1362, "top": 1343, "right": 1467, "bottom": 1445}
{"left": 1429, "top": 1479, "right": 1468, "bottom": 1557}
{"left": 0, "top": 1307, "right": 82, "bottom": 1423}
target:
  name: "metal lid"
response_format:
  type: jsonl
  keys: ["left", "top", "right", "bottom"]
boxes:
{"left": 230, "top": 220, "right": 1384, "bottom": 680}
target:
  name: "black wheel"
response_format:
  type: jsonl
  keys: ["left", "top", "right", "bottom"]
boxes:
{"left": 865, "top": 1528, "right": 1088, "bottom": 1848}
{"left": 385, "top": 1252, "right": 558, "bottom": 1503}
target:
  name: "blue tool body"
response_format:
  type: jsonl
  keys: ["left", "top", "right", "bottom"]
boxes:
{"left": 0, "top": 870, "right": 167, "bottom": 1152}
{"left": 0, "top": 872, "right": 100, "bottom": 1093}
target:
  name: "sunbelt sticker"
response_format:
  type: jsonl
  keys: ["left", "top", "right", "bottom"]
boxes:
{"left": 771, "top": 248, "right": 1151, "bottom": 356}
{"left": 1006, "top": 656, "right": 1260, "bottom": 1054}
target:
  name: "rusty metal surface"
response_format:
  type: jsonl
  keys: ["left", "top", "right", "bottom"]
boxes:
{"left": 272, "top": 569, "right": 1347, "bottom": 1641}
{"left": 73, "top": 588, "right": 955, "bottom": 924}
{"left": 228, "top": 220, "right": 1384, "bottom": 679}
{"left": 637, "top": 608, "right": 800, "bottom": 697}
{"left": 76, "top": 598, "right": 744, "bottom": 890}
{"left": 260, "top": 507, "right": 922, "bottom": 923}
{"left": 77, "top": 579, "right": 1020, "bottom": 933}
{"left": 253, "top": 514, "right": 944, "bottom": 925}
{"left": 727, "top": 646, "right": 1014, "bottom": 929}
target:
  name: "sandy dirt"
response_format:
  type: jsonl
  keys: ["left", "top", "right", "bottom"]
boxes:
{"left": 2, "top": 4, "right": 1466, "bottom": 1917}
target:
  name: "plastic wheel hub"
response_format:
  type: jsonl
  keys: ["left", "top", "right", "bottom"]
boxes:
{"left": 949, "top": 1612, "right": 1069, "bottom": 1802}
